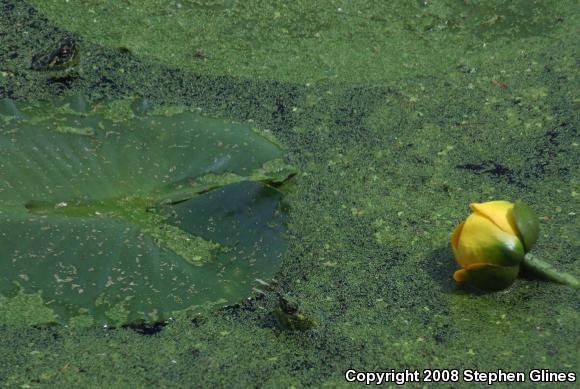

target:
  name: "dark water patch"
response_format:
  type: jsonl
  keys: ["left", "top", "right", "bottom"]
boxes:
{"left": 455, "top": 160, "right": 517, "bottom": 184}
{"left": 122, "top": 321, "right": 169, "bottom": 336}
{"left": 522, "top": 125, "right": 575, "bottom": 181}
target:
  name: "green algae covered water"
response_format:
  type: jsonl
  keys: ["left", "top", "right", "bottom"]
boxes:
{"left": 0, "top": 0, "right": 578, "bottom": 387}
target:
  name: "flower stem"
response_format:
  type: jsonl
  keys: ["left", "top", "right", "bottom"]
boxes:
{"left": 522, "top": 253, "right": 579, "bottom": 289}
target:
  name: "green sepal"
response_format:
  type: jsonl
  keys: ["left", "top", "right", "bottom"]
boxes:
{"left": 512, "top": 200, "right": 540, "bottom": 253}
{"left": 494, "top": 235, "right": 525, "bottom": 266}
{"left": 473, "top": 232, "right": 525, "bottom": 267}
{"left": 457, "top": 264, "right": 519, "bottom": 292}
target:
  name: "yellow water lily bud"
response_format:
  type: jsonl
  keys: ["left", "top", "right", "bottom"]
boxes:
{"left": 451, "top": 200, "right": 540, "bottom": 291}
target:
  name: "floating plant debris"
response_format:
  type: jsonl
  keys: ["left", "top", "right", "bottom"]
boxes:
{"left": 0, "top": 96, "right": 295, "bottom": 327}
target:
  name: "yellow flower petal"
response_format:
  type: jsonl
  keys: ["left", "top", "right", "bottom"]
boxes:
{"left": 451, "top": 222, "right": 464, "bottom": 257}
{"left": 469, "top": 201, "right": 518, "bottom": 236}
{"left": 454, "top": 212, "right": 524, "bottom": 267}
{"left": 453, "top": 267, "right": 470, "bottom": 283}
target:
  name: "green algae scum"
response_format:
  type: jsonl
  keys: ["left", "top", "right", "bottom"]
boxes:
{"left": 0, "top": 0, "right": 578, "bottom": 387}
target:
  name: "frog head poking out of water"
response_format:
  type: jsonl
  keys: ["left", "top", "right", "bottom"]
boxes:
{"left": 31, "top": 36, "right": 80, "bottom": 72}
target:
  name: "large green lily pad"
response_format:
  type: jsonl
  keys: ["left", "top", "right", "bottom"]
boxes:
{"left": 0, "top": 97, "right": 294, "bottom": 326}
